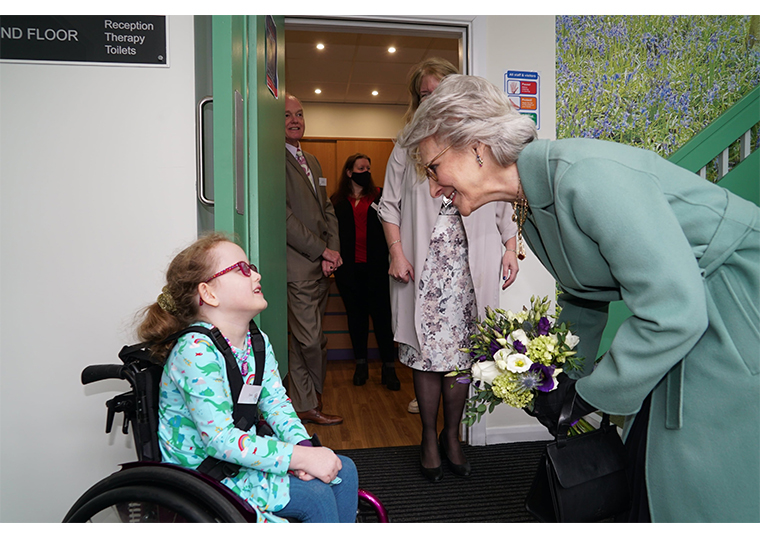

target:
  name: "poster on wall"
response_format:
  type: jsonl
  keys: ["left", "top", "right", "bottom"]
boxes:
{"left": 0, "top": 15, "right": 168, "bottom": 67}
{"left": 265, "top": 15, "right": 278, "bottom": 98}
{"left": 505, "top": 70, "right": 540, "bottom": 129}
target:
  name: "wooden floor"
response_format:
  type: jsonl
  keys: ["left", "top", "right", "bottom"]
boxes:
{"left": 302, "top": 358, "right": 443, "bottom": 451}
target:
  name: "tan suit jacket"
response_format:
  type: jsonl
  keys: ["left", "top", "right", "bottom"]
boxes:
{"left": 285, "top": 149, "right": 340, "bottom": 281}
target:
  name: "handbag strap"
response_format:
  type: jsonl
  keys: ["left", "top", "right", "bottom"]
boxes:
{"left": 556, "top": 389, "right": 611, "bottom": 448}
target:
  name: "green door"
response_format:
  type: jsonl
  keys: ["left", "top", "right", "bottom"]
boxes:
{"left": 212, "top": 15, "right": 289, "bottom": 376}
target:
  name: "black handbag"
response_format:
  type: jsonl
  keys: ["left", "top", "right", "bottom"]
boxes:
{"left": 525, "top": 392, "right": 631, "bottom": 522}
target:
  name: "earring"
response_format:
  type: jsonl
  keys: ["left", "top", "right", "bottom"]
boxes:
{"left": 475, "top": 153, "right": 484, "bottom": 167}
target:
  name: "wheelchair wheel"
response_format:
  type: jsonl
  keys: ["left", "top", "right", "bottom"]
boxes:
{"left": 63, "top": 464, "right": 254, "bottom": 523}
{"left": 64, "top": 485, "right": 217, "bottom": 522}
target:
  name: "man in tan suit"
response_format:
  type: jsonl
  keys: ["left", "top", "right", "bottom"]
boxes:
{"left": 284, "top": 93, "right": 344, "bottom": 425}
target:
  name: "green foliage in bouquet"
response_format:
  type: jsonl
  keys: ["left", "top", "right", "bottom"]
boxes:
{"left": 455, "top": 296, "right": 585, "bottom": 427}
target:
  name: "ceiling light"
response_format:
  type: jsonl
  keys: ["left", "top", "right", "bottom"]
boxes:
{"left": 388, "top": 47, "right": 396, "bottom": 53}
{"left": 316, "top": 43, "right": 325, "bottom": 50}
{"left": 315, "top": 89, "right": 322, "bottom": 94}
{"left": 372, "top": 90, "right": 379, "bottom": 96}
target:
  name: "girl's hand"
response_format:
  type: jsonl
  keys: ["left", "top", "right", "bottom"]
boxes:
{"left": 291, "top": 469, "right": 316, "bottom": 481}
{"left": 290, "top": 445, "right": 343, "bottom": 484}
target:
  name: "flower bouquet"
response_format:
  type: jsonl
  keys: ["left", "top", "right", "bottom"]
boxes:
{"left": 454, "top": 296, "right": 589, "bottom": 431}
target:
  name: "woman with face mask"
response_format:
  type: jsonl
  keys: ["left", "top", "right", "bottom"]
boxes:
{"left": 331, "top": 154, "right": 399, "bottom": 391}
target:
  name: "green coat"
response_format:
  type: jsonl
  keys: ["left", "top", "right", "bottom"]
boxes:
{"left": 516, "top": 139, "right": 759, "bottom": 522}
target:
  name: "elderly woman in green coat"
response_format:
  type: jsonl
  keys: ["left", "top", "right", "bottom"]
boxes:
{"left": 398, "top": 75, "right": 759, "bottom": 523}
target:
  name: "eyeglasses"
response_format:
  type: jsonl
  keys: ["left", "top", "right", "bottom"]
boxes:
{"left": 204, "top": 261, "right": 258, "bottom": 283}
{"left": 424, "top": 143, "right": 453, "bottom": 183}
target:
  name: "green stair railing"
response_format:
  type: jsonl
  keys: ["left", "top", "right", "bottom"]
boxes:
{"left": 597, "top": 85, "right": 760, "bottom": 358}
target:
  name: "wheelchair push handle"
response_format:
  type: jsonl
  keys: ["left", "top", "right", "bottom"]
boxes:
{"left": 81, "top": 364, "right": 127, "bottom": 385}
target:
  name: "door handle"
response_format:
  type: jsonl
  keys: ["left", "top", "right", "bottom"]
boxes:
{"left": 196, "top": 96, "right": 213, "bottom": 206}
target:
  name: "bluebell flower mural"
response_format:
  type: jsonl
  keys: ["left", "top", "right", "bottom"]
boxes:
{"left": 556, "top": 15, "right": 760, "bottom": 158}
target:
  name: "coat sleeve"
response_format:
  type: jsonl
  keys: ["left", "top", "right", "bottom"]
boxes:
{"left": 377, "top": 144, "right": 406, "bottom": 226}
{"left": 323, "top": 191, "right": 341, "bottom": 253}
{"left": 494, "top": 201, "right": 518, "bottom": 242}
{"left": 165, "top": 333, "right": 297, "bottom": 474}
{"left": 558, "top": 159, "right": 708, "bottom": 415}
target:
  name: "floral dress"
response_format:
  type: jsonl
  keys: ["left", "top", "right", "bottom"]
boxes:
{"left": 399, "top": 202, "right": 478, "bottom": 372}
{"left": 158, "top": 322, "right": 310, "bottom": 522}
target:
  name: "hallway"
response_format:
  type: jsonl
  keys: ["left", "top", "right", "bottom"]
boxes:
{"left": 302, "top": 358, "right": 445, "bottom": 450}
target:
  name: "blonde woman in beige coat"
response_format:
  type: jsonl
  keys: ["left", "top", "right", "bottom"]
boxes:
{"left": 378, "top": 59, "right": 519, "bottom": 482}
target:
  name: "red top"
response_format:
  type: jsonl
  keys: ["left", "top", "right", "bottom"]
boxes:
{"left": 350, "top": 195, "right": 373, "bottom": 263}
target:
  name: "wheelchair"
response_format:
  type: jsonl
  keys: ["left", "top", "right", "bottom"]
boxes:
{"left": 64, "top": 341, "right": 389, "bottom": 523}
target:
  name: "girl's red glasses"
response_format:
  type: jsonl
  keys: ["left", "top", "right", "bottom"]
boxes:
{"left": 204, "top": 261, "right": 258, "bottom": 283}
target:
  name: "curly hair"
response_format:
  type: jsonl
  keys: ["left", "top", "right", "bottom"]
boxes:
{"left": 136, "top": 232, "right": 231, "bottom": 361}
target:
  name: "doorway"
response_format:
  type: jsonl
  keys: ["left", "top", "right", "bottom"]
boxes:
{"left": 284, "top": 17, "right": 470, "bottom": 450}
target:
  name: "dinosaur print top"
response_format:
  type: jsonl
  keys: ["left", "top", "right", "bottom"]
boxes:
{"left": 157, "top": 322, "right": 311, "bottom": 522}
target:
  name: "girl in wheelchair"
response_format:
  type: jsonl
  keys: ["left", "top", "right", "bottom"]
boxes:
{"left": 137, "top": 232, "right": 358, "bottom": 523}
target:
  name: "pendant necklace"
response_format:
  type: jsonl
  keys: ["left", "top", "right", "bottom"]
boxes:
{"left": 511, "top": 178, "right": 530, "bottom": 260}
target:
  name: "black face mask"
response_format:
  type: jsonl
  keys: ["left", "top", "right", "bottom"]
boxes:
{"left": 351, "top": 170, "right": 373, "bottom": 189}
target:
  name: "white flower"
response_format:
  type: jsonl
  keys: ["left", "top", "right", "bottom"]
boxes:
{"left": 565, "top": 331, "right": 580, "bottom": 349}
{"left": 506, "top": 353, "right": 532, "bottom": 373}
{"left": 471, "top": 361, "right": 500, "bottom": 385}
{"left": 493, "top": 348, "right": 511, "bottom": 371}
{"left": 509, "top": 329, "right": 530, "bottom": 349}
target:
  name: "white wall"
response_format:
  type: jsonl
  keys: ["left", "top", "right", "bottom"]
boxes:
{"left": 470, "top": 15, "right": 558, "bottom": 445}
{"left": 0, "top": 16, "right": 197, "bottom": 522}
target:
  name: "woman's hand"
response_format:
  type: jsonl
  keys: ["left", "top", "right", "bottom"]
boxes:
{"left": 289, "top": 445, "right": 343, "bottom": 484}
{"left": 389, "top": 250, "right": 414, "bottom": 283}
{"left": 502, "top": 248, "right": 519, "bottom": 289}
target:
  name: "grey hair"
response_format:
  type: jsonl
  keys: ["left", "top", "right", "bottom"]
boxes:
{"left": 397, "top": 75, "right": 538, "bottom": 167}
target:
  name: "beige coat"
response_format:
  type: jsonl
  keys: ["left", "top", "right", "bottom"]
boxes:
{"left": 378, "top": 144, "right": 517, "bottom": 352}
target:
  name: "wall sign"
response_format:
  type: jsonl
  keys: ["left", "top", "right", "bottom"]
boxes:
{"left": 505, "top": 70, "right": 540, "bottom": 129}
{"left": 0, "top": 15, "right": 168, "bottom": 67}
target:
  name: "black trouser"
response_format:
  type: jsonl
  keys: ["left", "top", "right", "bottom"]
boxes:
{"left": 335, "top": 263, "right": 395, "bottom": 363}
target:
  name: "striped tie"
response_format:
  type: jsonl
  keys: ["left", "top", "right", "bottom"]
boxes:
{"left": 295, "top": 148, "right": 316, "bottom": 193}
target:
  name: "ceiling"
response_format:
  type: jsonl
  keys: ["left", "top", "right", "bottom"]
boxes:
{"left": 284, "top": 27, "right": 461, "bottom": 106}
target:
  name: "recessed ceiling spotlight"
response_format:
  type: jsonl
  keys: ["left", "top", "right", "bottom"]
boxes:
{"left": 388, "top": 47, "right": 396, "bottom": 53}
{"left": 372, "top": 90, "right": 379, "bottom": 96}
{"left": 315, "top": 89, "right": 322, "bottom": 94}
{"left": 316, "top": 43, "right": 325, "bottom": 50}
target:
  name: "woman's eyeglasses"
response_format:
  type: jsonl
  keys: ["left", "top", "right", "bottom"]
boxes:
{"left": 204, "top": 261, "right": 258, "bottom": 283}
{"left": 424, "top": 143, "right": 453, "bottom": 182}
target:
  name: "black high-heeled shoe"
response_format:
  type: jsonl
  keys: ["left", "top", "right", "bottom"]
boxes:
{"left": 420, "top": 462, "right": 443, "bottom": 483}
{"left": 439, "top": 433, "right": 472, "bottom": 477}
{"left": 353, "top": 361, "right": 368, "bottom": 386}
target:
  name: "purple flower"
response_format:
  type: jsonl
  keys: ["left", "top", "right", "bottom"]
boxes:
{"left": 513, "top": 340, "right": 527, "bottom": 354}
{"left": 489, "top": 339, "right": 502, "bottom": 357}
{"left": 529, "top": 363, "right": 560, "bottom": 393}
{"left": 537, "top": 317, "right": 552, "bottom": 336}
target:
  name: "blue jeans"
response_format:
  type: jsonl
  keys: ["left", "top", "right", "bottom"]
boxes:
{"left": 274, "top": 455, "right": 358, "bottom": 523}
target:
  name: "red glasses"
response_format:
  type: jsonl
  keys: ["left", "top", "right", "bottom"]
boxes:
{"left": 204, "top": 261, "right": 258, "bottom": 283}
{"left": 199, "top": 261, "right": 258, "bottom": 306}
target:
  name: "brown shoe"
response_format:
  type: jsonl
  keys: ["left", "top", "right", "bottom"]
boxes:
{"left": 297, "top": 408, "right": 343, "bottom": 426}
